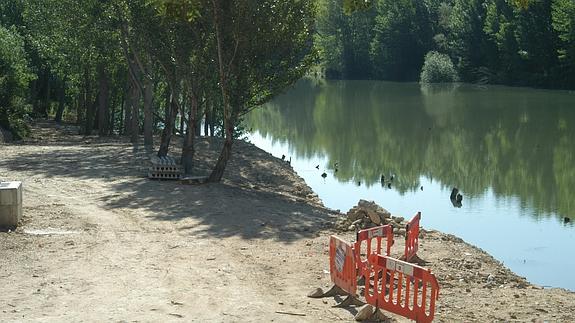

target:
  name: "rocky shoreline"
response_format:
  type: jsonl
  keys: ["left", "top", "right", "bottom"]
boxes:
{"left": 247, "top": 139, "right": 575, "bottom": 321}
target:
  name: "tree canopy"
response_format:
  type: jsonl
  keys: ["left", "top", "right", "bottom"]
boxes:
{"left": 0, "top": 0, "right": 316, "bottom": 181}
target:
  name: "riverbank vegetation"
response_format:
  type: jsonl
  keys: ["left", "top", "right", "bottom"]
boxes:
{"left": 0, "top": 1, "right": 316, "bottom": 180}
{"left": 316, "top": 0, "right": 575, "bottom": 88}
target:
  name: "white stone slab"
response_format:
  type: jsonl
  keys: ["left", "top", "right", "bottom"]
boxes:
{"left": 0, "top": 181, "right": 22, "bottom": 227}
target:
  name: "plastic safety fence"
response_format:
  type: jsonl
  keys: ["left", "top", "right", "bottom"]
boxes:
{"left": 363, "top": 254, "right": 439, "bottom": 323}
{"left": 355, "top": 225, "right": 394, "bottom": 274}
{"left": 329, "top": 235, "right": 358, "bottom": 296}
{"left": 404, "top": 212, "right": 421, "bottom": 262}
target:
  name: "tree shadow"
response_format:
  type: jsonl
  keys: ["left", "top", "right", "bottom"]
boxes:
{"left": 0, "top": 124, "right": 336, "bottom": 243}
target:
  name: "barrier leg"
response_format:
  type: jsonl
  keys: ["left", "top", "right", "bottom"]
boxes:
{"left": 357, "top": 274, "right": 366, "bottom": 286}
{"left": 332, "top": 295, "right": 365, "bottom": 308}
{"left": 307, "top": 285, "right": 348, "bottom": 298}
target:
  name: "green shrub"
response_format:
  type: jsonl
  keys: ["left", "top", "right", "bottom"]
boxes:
{"left": 420, "top": 51, "right": 458, "bottom": 83}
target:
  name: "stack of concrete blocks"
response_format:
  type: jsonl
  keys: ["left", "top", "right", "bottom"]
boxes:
{"left": 0, "top": 181, "right": 23, "bottom": 228}
{"left": 148, "top": 156, "right": 183, "bottom": 180}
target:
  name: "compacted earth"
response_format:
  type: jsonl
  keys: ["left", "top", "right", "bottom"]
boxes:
{"left": 1, "top": 121, "right": 574, "bottom": 322}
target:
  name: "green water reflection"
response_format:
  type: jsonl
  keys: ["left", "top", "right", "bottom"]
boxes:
{"left": 246, "top": 79, "right": 575, "bottom": 222}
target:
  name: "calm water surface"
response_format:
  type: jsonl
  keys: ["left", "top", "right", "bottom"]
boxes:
{"left": 245, "top": 79, "right": 575, "bottom": 291}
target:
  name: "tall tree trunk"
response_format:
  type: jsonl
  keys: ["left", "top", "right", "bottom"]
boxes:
{"left": 30, "top": 78, "right": 38, "bottom": 116}
{"left": 42, "top": 71, "right": 51, "bottom": 118}
{"left": 143, "top": 76, "right": 154, "bottom": 148}
{"left": 129, "top": 74, "right": 140, "bottom": 143}
{"left": 76, "top": 90, "right": 83, "bottom": 125}
{"left": 83, "top": 68, "right": 95, "bottom": 135}
{"left": 110, "top": 91, "right": 116, "bottom": 135}
{"left": 209, "top": 101, "right": 215, "bottom": 137}
{"left": 208, "top": 0, "right": 234, "bottom": 182}
{"left": 97, "top": 63, "right": 110, "bottom": 136}
{"left": 55, "top": 77, "right": 66, "bottom": 123}
{"left": 118, "top": 86, "right": 126, "bottom": 135}
{"left": 123, "top": 91, "right": 132, "bottom": 137}
{"left": 157, "top": 88, "right": 179, "bottom": 157}
{"left": 85, "top": 93, "right": 98, "bottom": 135}
{"left": 179, "top": 109, "right": 184, "bottom": 136}
{"left": 208, "top": 111, "right": 236, "bottom": 182}
{"left": 203, "top": 99, "right": 209, "bottom": 136}
{"left": 181, "top": 88, "right": 198, "bottom": 175}
{"left": 34, "top": 70, "right": 50, "bottom": 118}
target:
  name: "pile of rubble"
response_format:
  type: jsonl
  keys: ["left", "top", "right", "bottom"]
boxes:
{"left": 335, "top": 199, "right": 406, "bottom": 233}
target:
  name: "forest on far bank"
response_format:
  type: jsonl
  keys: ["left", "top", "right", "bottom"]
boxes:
{"left": 316, "top": 0, "right": 575, "bottom": 88}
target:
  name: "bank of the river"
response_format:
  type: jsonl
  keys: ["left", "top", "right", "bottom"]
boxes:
{"left": 0, "top": 121, "right": 574, "bottom": 322}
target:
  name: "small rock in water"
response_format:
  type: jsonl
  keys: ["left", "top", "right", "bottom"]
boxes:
{"left": 450, "top": 187, "right": 459, "bottom": 200}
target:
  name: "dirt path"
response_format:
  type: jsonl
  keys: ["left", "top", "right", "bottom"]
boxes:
{"left": 1, "top": 121, "right": 574, "bottom": 322}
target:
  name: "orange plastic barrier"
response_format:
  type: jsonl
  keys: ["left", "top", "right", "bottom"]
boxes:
{"left": 404, "top": 212, "right": 421, "bottom": 262}
{"left": 329, "top": 235, "right": 358, "bottom": 296}
{"left": 363, "top": 254, "right": 439, "bottom": 323}
{"left": 355, "top": 225, "right": 394, "bottom": 273}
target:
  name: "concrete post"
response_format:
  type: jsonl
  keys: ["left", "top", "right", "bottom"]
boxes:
{"left": 0, "top": 181, "right": 23, "bottom": 228}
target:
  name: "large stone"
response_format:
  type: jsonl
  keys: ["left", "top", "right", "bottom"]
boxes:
{"left": 365, "top": 209, "right": 382, "bottom": 225}
{"left": 0, "top": 181, "right": 23, "bottom": 227}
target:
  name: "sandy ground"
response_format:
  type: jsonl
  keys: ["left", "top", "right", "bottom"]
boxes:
{"left": 0, "top": 121, "right": 574, "bottom": 322}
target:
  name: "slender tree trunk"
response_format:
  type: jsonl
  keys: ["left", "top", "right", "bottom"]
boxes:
{"left": 203, "top": 99, "right": 209, "bottom": 136}
{"left": 55, "top": 77, "right": 66, "bottom": 123}
{"left": 97, "top": 63, "right": 110, "bottom": 136}
{"left": 129, "top": 74, "right": 140, "bottom": 143}
{"left": 195, "top": 101, "right": 202, "bottom": 137}
{"left": 181, "top": 88, "right": 198, "bottom": 175}
{"left": 76, "top": 90, "right": 83, "bottom": 125}
{"left": 42, "top": 71, "right": 51, "bottom": 118}
{"left": 119, "top": 89, "right": 125, "bottom": 135}
{"left": 179, "top": 85, "right": 187, "bottom": 136}
{"left": 123, "top": 85, "right": 133, "bottom": 137}
{"left": 143, "top": 75, "right": 154, "bottom": 147}
{"left": 208, "top": 111, "right": 236, "bottom": 182}
{"left": 110, "top": 91, "right": 116, "bottom": 135}
{"left": 157, "top": 88, "right": 179, "bottom": 157}
{"left": 30, "top": 79, "right": 38, "bottom": 116}
{"left": 209, "top": 101, "right": 215, "bottom": 137}
{"left": 123, "top": 68, "right": 135, "bottom": 137}
{"left": 85, "top": 93, "right": 98, "bottom": 135}
{"left": 35, "top": 70, "right": 50, "bottom": 118}
{"left": 208, "top": 0, "right": 235, "bottom": 182}
{"left": 179, "top": 110, "right": 184, "bottom": 136}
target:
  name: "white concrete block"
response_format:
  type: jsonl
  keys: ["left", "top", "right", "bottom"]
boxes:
{"left": 0, "top": 181, "right": 22, "bottom": 227}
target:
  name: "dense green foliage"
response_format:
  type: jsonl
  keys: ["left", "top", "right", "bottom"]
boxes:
{"left": 0, "top": 25, "right": 33, "bottom": 139}
{"left": 0, "top": 0, "right": 316, "bottom": 181}
{"left": 317, "top": 0, "right": 575, "bottom": 88}
{"left": 420, "top": 51, "right": 459, "bottom": 83}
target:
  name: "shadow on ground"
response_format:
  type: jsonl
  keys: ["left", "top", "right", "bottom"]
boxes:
{"left": 0, "top": 122, "right": 334, "bottom": 243}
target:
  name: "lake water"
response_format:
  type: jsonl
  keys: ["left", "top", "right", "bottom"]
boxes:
{"left": 244, "top": 79, "right": 575, "bottom": 291}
